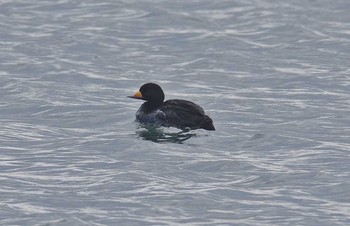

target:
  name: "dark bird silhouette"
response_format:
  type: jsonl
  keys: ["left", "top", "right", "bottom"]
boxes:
{"left": 128, "top": 83, "right": 215, "bottom": 131}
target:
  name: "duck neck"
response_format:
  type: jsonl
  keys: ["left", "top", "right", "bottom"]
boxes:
{"left": 143, "top": 101, "right": 163, "bottom": 113}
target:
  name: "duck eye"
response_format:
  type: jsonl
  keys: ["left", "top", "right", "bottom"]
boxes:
{"left": 143, "top": 88, "right": 150, "bottom": 94}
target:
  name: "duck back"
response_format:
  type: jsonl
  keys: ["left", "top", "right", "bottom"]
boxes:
{"left": 160, "top": 99, "right": 215, "bottom": 130}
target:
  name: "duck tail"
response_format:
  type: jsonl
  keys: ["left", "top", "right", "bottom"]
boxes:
{"left": 202, "top": 115, "right": 215, "bottom": 131}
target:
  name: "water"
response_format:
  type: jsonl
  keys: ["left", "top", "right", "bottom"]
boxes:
{"left": 1, "top": 0, "right": 350, "bottom": 225}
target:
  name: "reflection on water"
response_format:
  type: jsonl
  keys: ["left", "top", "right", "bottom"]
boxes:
{"left": 136, "top": 125, "right": 197, "bottom": 143}
{"left": 2, "top": 0, "right": 350, "bottom": 225}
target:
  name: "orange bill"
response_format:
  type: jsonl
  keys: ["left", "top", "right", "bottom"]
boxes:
{"left": 128, "top": 90, "right": 143, "bottom": 99}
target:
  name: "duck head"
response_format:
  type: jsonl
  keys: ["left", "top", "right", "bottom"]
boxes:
{"left": 128, "top": 83, "right": 165, "bottom": 107}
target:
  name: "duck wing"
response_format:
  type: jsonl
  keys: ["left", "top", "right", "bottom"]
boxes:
{"left": 160, "top": 99, "right": 215, "bottom": 130}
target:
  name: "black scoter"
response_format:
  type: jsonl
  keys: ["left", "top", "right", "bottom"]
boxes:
{"left": 128, "top": 83, "right": 215, "bottom": 131}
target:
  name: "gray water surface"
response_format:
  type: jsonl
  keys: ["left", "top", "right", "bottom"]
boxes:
{"left": 1, "top": 0, "right": 350, "bottom": 225}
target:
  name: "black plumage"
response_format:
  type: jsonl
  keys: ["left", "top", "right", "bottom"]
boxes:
{"left": 128, "top": 83, "right": 215, "bottom": 131}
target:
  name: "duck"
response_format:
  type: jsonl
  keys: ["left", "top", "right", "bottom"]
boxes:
{"left": 128, "top": 83, "right": 215, "bottom": 131}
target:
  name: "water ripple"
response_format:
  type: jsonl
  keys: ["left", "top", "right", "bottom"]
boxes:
{"left": 1, "top": 0, "right": 350, "bottom": 225}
